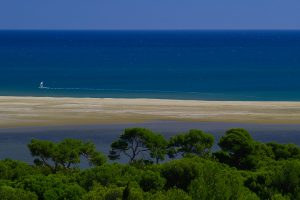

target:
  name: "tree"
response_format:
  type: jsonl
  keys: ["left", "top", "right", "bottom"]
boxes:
{"left": 267, "top": 142, "right": 300, "bottom": 160}
{"left": 272, "top": 160, "right": 300, "bottom": 199}
{"left": 146, "top": 189, "right": 192, "bottom": 200}
{"left": 109, "top": 128, "right": 166, "bottom": 163}
{"left": 123, "top": 182, "right": 130, "bottom": 200}
{"left": 0, "top": 186, "right": 38, "bottom": 200}
{"left": 216, "top": 128, "right": 274, "bottom": 170}
{"left": 167, "top": 129, "right": 214, "bottom": 158}
{"left": 161, "top": 158, "right": 202, "bottom": 191}
{"left": 15, "top": 174, "right": 85, "bottom": 200}
{"left": 216, "top": 128, "right": 256, "bottom": 169}
{"left": 78, "top": 163, "right": 142, "bottom": 191}
{"left": 218, "top": 128, "right": 253, "bottom": 156}
{"left": 82, "top": 184, "right": 144, "bottom": 200}
{"left": 52, "top": 139, "right": 83, "bottom": 169}
{"left": 147, "top": 133, "right": 168, "bottom": 164}
{"left": 27, "top": 139, "right": 55, "bottom": 170}
{"left": 1, "top": 127, "right": 300, "bottom": 200}
{"left": 139, "top": 170, "right": 165, "bottom": 192}
{"left": 245, "top": 160, "right": 300, "bottom": 199}
{"left": 0, "top": 159, "right": 37, "bottom": 180}
{"left": 80, "top": 141, "right": 107, "bottom": 166}
{"left": 164, "top": 189, "right": 192, "bottom": 200}
{"left": 188, "top": 166, "right": 259, "bottom": 200}
{"left": 28, "top": 139, "right": 106, "bottom": 172}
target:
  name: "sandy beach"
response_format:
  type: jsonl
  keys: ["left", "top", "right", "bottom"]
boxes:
{"left": 0, "top": 96, "right": 300, "bottom": 128}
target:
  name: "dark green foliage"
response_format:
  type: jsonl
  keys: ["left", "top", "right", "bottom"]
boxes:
{"left": 163, "top": 188, "right": 192, "bottom": 200}
{"left": 245, "top": 169, "right": 276, "bottom": 199}
{"left": 82, "top": 184, "right": 145, "bottom": 200}
{"left": 109, "top": 128, "right": 167, "bottom": 163}
{"left": 217, "top": 128, "right": 254, "bottom": 164}
{"left": 81, "top": 185, "right": 123, "bottom": 200}
{"left": 15, "top": 174, "right": 86, "bottom": 200}
{"left": 28, "top": 138, "right": 106, "bottom": 172}
{"left": 188, "top": 166, "right": 259, "bottom": 200}
{"left": 216, "top": 128, "right": 274, "bottom": 170}
{"left": 27, "top": 139, "right": 54, "bottom": 169}
{"left": 123, "top": 182, "right": 130, "bottom": 200}
{"left": 109, "top": 128, "right": 152, "bottom": 162}
{"left": 54, "top": 139, "right": 83, "bottom": 168}
{"left": 78, "top": 163, "right": 142, "bottom": 190}
{"left": 267, "top": 142, "right": 300, "bottom": 160}
{"left": 139, "top": 170, "right": 165, "bottom": 192}
{"left": 147, "top": 133, "right": 168, "bottom": 164}
{"left": 0, "top": 127, "right": 300, "bottom": 199}
{"left": 244, "top": 160, "right": 300, "bottom": 200}
{"left": 167, "top": 129, "right": 214, "bottom": 158}
{"left": 272, "top": 160, "right": 300, "bottom": 199}
{"left": 0, "top": 159, "right": 37, "bottom": 180}
{"left": 43, "top": 183, "right": 85, "bottom": 200}
{"left": 145, "top": 188, "right": 192, "bottom": 200}
{"left": 161, "top": 157, "right": 207, "bottom": 190}
{"left": 0, "top": 185, "right": 38, "bottom": 200}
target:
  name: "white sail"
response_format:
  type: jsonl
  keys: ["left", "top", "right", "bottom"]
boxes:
{"left": 39, "top": 81, "right": 44, "bottom": 89}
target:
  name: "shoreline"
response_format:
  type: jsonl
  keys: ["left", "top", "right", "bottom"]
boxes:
{"left": 1, "top": 96, "right": 300, "bottom": 128}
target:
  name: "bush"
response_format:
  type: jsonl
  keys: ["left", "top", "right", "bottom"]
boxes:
{"left": 139, "top": 170, "right": 165, "bottom": 192}
{"left": 0, "top": 159, "right": 37, "bottom": 180}
{"left": 15, "top": 174, "right": 85, "bottom": 200}
{"left": 161, "top": 158, "right": 202, "bottom": 190}
{"left": 0, "top": 185, "right": 38, "bottom": 200}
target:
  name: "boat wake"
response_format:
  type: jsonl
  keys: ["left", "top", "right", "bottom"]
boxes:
{"left": 37, "top": 82, "right": 257, "bottom": 99}
{"left": 38, "top": 82, "right": 201, "bottom": 94}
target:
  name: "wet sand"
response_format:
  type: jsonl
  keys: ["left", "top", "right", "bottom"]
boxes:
{"left": 1, "top": 96, "right": 300, "bottom": 128}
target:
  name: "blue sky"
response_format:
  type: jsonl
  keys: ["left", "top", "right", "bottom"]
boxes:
{"left": 0, "top": 0, "right": 299, "bottom": 30}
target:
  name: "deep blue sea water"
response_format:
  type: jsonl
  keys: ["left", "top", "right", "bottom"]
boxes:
{"left": 0, "top": 30, "right": 300, "bottom": 100}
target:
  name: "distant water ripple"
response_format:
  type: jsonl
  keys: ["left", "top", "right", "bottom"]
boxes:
{"left": 41, "top": 86, "right": 204, "bottom": 94}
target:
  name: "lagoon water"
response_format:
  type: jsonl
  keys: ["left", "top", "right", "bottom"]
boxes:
{"left": 0, "top": 30, "right": 300, "bottom": 100}
{"left": 1, "top": 121, "right": 300, "bottom": 164}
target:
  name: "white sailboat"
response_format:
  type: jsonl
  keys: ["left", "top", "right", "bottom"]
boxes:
{"left": 39, "top": 81, "right": 46, "bottom": 89}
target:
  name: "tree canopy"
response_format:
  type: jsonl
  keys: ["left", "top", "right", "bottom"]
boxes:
{"left": 28, "top": 138, "right": 106, "bottom": 172}
{"left": 109, "top": 128, "right": 167, "bottom": 163}
{"left": 167, "top": 129, "right": 214, "bottom": 158}
{"left": 0, "top": 127, "right": 299, "bottom": 199}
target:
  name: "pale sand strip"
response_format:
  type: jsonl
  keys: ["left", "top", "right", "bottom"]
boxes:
{"left": 0, "top": 96, "right": 300, "bottom": 128}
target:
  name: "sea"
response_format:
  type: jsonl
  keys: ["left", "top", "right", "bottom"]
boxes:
{"left": 1, "top": 31, "right": 300, "bottom": 163}
{"left": 0, "top": 30, "right": 300, "bottom": 101}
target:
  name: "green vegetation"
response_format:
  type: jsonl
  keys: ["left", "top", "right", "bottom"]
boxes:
{"left": 1, "top": 127, "right": 300, "bottom": 199}
{"left": 28, "top": 139, "right": 106, "bottom": 172}
{"left": 167, "top": 129, "right": 214, "bottom": 158}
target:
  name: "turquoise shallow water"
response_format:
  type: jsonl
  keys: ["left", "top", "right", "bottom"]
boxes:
{"left": 0, "top": 30, "right": 300, "bottom": 100}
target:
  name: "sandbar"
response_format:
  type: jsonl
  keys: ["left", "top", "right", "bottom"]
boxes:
{"left": 0, "top": 96, "right": 300, "bottom": 128}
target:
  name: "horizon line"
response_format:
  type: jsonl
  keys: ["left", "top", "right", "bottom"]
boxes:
{"left": 0, "top": 29, "right": 300, "bottom": 31}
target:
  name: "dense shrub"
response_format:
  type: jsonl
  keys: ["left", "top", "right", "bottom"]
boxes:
{"left": 0, "top": 128, "right": 299, "bottom": 199}
{"left": 0, "top": 185, "right": 38, "bottom": 200}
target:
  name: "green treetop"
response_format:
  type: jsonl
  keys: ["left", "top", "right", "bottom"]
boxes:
{"left": 167, "top": 129, "right": 214, "bottom": 158}
{"left": 28, "top": 138, "right": 106, "bottom": 172}
{"left": 109, "top": 128, "right": 167, "bottom": 163}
